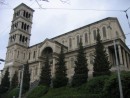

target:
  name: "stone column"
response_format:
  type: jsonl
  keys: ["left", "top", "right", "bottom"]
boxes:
{"left": 126, "top": 53, "right": 130, "bottom": 69}
{"left": 52, "top": 58, "right": 56, "bottom": 77}
{"left": 122, "top": 49, "right": 127, "bottom": 68}
{"left": 32, "top": 67, "right": 34, "bottom": 81}
{"left": 20, "top": 10, "right": 24, "bottom": 16}
{"left": 109, "top": 50, "right": 113, "bottom": 65}
{"left": 18, "top": 21, "right": 21, "bottom": 29}
{"left": 18, "top": 70, "right": 22, "bottom": 86}
{"left": 38, "top": 62, "right": 41, "bottom": 79}
{"left": 106, "top": 47, "right": 110, "bottom": 61}
{"left": 118, "top": 45, "right": 123, "bottom": 65}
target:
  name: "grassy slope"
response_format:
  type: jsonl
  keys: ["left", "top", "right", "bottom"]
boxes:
{"left": 41, "top": 86, "right": 86, "bottom": 98}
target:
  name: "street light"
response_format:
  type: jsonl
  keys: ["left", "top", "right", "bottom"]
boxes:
{"left": 18, "top": 65, "right": 24, "bottom": 98}
{"left": 0, "top": 58, "right": 24, "bottom": 98}
{"left": 113, "top": 39, "right": 124, "bottom": 98}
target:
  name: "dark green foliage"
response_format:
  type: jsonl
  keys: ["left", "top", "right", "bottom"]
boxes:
{"left": 93, "top": 32, "right": 111, "bottom": 77}
{"left": 27, "top": 86, "right": 48, "bottom": 98}
{"left": 103, "top": 72, "right": 130, "bottom": 98}
{"left": 43, "top": 94, "right": 102, "bottom": 98}
{"left": 85, "top": 75, "right": 109, "bottom": 94}
{"left": 10, "top": 71, "right": 18, "bottom": 89}
{"left": 72, "top": 42, "right": 88, "bottom": 87}
{"left": 39, "top": 56, "right": 51, "bottom": 87}
{"left": 0, "top": 68, "right": 10, "bottom": 94}
{"left": 22, "top": 62, "right": 30, "bottom": 94}
{"left": 6, "top": 88, "right": 19, "bottom": 98}
{"left": 42, "top": 86, "right": 102, "bottom": 98}
{"left": 53, "top": 47, "right": 68, "bottom": 88}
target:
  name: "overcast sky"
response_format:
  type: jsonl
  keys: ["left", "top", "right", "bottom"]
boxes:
{"left": 0, "top": 0, "right": 130, "bottom": 70}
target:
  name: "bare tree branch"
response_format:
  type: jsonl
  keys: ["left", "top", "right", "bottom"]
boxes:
{"left": 60, "top": 0, "right": 70, "bottom": 4}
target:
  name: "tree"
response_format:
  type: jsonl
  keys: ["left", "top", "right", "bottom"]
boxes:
{"left": 39, "top": 55, "right": 51, "bottom": 87}
{"left": 93, "top": 32, "right": 111, "bottom": 77}
{"left": 53, "top": 47, "right": 68, "bottom": 88}
{"left": 72, "top": 42, "right": 88, "bottom": 87}
{"left": 103, "top": 72, "right": 130, "bottom": 98}
{"left": 0, "top": 68, "right": 10, "bottom": 94}
{"left": 10, "top": 71, "right": 18, "bottom": 89}
{"left": 22, "top": 62, "right": 30, "bottom": 94}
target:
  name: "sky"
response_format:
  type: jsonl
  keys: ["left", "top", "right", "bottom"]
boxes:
{"left": 0, "top": 0, "right": 130, "bottom": 70}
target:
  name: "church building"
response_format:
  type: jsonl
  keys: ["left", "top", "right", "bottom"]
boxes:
{"left": 2, "top": 3, "right": 130, "bottom": 85}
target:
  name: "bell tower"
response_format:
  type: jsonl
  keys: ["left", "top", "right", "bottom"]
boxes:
{"left": 4, "top": 3, "right": 34, "bottom": 79}
{"left": 8, "top": 3, "right": 34, "bottom": 47}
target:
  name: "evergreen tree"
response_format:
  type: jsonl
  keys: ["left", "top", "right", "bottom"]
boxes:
{"left": 10, "top": 71, "right": 18, "bottom": 89}
{"left": 93, "top": 32, "right": 111, "bottom": 77}
{"left": 22, "top": 62, "right": 30, "bottom": 94}
{"left": 53, "top": 47, "right": 68, "bottom": 88}
{"left": 39, "top": 55, "right": 51, "bottom": 87}
{"left": 72, "top": 42, "right": 88, "bottom": 87}
{"left": 0, "top": 68, "right": 10, "bottom": 94}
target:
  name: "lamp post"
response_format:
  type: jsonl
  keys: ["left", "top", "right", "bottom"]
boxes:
{"left": 18, "top": 65, "right": 24, "bottom": 98}
{"left": 0, "top": 58, "right": 25, "bottom": 98}
{"left": 113, "top": 39, "right": 123, "bottom": 98}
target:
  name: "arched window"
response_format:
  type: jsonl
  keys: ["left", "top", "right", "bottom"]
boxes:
{"left": 19, "top": 34, "right": 22, "bottom": 41}
{"left": 85, "top": 33, "right": 88, "bottom": 44}
{"left": 12, "top": 35, "right": 16, "bottom": 41}
{"left": 18, "top": 10, "right": 20, "bottom": 16}
{"left": 12, "top": 24, "right": 14, "bottom": 30}
{"left": 23, "top": 10, "right": 26, "bottom": 17}
{"left": 14, "top": 34, "right": 16, "bottom": 41}
{"left": 28, "top": 13, "right": 31, "bottom": 18}
{"left": 24, "top": 23, "right": 27, "bottom": 30}
{"left": 14, "top": 23, "right": 17, "bottom": 29}
{"left": 102, "top": 26, "right": 107, "bottom": 38}
{"left": 93, "top": 30, "right": 96, "bottom": 40}
{"left": 22, "top": 36, "right": 25, "bottom": 43}
{"left": 26, "top": 12, "right": 28, "bottom": 18}
{"left": 80, "top": 35, "right": 82, "bottom": 43}
{"left": 21, "top": 22, "right": 24, "bottom": 29}
{"left": 33, "top": 51, "right": 36, "bottom": 58}
{"left": 28, "top": 52, "right": 31, "bottom": 60}
{"left": 25, "top": 37, "right": 28, "bottom": 43}
{"left": 77, "top": 35, "right": 80, "bottom": 46}
{"left": 27, "top": 25, "right": 29, "bottom": 31}
{"left": 69, "top": 38, "right": 72, "bottom": 48}
{"left": 10, "top": 36, "right": 13, "bottom": 42}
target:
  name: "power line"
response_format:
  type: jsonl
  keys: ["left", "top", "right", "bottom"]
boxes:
{"left": 0, "top": 7, "right": 125, "bottom": 12}
{"left": 35, "top": 0, "right": 43, "bottom": 9}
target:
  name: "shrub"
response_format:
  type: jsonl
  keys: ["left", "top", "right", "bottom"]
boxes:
{"left": 6, "top": 88, "right": 19, "bottom": 98}
{"left": 27, "top": 85, "right": 48, "bottom": 98}
{"left": 85, "top": 75, "right": 109, "bottom": 94}
{"left": 43, "top": 94, "right": 102, "bottom": 98}
{"left": 103, "top": 71, "right": 130, "bottom": 98}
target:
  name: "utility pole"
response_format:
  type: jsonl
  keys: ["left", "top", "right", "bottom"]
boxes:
{"left": 18, "top": 65, "right": 24, "bottom": 98}
{"left": 113, "top": 40, "right": 123, "bottom": 98}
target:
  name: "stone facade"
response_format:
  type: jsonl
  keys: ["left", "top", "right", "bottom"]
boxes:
{"left": 2, "top": 3, "right": 130, "bottom": 84}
